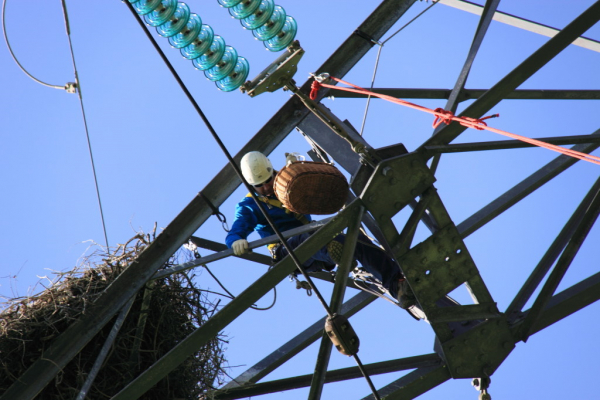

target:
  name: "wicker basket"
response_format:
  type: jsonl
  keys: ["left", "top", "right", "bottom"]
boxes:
{"left": 274, "top": 161, "right": 348, "bottom": 215}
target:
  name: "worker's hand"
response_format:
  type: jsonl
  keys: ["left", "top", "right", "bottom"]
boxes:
{"left": 232, "top": 239, "right": 249, "bottom": 256}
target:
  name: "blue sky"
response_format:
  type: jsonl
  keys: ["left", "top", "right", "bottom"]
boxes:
{"left": 1, "top": 0, "right": 599, "bottom": 399}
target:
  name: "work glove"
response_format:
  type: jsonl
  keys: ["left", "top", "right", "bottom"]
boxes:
{"left": 232, "top": 239, "right": 249, "bottom": 256}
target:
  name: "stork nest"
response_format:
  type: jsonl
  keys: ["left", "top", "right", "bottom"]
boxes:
{"left": 0, "top": 232, "right": 227, "bottom": 399}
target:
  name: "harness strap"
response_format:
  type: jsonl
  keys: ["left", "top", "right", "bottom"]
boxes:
{"left": 246, "top": 193, "right": 310, "bottom": 225}
{"left": 247, "top": 193, "right": 310, "bottom": 250}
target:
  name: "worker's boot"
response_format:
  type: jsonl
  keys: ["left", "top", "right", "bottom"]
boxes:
{"left": 396, "top": 279, "right": 416, "bottom": 309}
{"left": 326, "top": 240, "right": 357, "bottom": 269}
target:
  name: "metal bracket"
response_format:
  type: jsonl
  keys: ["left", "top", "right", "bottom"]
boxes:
{"left": 64, "top": 82, "right": 77, "bottom": 94}
{"left": 240, "top": 41, "right": 305, "bottom": 97}
{"left": 440, "top": 318, "right": 514, "bottom": 379}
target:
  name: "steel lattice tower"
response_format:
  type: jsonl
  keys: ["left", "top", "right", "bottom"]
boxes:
{"left": 3, "top": 1, "right": 600, "bottom": 399}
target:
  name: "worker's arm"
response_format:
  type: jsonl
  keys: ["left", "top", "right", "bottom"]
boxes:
{"left": 225, "top": 197, "right": 259, "bottom": 249}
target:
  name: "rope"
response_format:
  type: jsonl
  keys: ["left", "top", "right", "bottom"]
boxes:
{"left": 312, "top": 76, "right": 600, "bottom": 166}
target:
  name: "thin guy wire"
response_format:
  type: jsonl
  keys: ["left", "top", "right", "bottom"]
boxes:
{"left": 2, "top": 0, "right": 66, "bottom": 90}
{"left": 60, "top": 0, "right": 110, "bottom": 252}
{"left": 125, "top": 5, "right": 382, "bottom": 398}
{"left": 359, "top": 0, "right": 440, "bottom": 135}
{"left": 381, "top": 0, "right": 440, "bottom": 45}
{"left": 358, "top": 44, "right": 383, "bottom": 136}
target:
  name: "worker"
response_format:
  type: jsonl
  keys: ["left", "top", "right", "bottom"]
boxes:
{"left": 225, "top": 151, "right": 415, "bottom": 309}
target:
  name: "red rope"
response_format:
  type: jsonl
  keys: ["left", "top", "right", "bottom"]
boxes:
{"left": 309, "top": 76, "right": 600, "bottom": 166}
{"left": 309, "top": 80, "right": 322, "bottom": 100}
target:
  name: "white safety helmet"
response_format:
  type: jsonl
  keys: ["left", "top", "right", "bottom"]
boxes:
{"left": 240, "top": 151, "right": 274, "bottom": 186}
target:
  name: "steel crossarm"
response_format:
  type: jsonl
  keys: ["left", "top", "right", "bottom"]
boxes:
{"left": 211, "top": 354, "right": 442, "bottom": 400}
{"left": 328, "top": 88, "right": 600, "bottom": 101}
{"left": 456, "top": 128, "right": 600, "bottom": 239}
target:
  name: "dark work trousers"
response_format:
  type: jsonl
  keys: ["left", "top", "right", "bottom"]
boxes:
{"left": 274, "top": 232, "right": 402, "bottom": 298}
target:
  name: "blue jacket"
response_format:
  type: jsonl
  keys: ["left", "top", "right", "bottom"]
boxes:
{"left": 225, "top": 194, "right": 312, "bottom": 248}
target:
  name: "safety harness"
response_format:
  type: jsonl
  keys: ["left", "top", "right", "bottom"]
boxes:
{"left": 246, "top": 193, "right": 310, "bottom": 252}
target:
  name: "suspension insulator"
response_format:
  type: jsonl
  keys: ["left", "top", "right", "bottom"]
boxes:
{"left": 131, "top": 0, "right": 163, "bottom": 16}
{"left": 264, "top": 14, "right": 297, "bottom": 52}
{"left": 229, "top": 0, "right": 262, "bottom": 20}
{"left": 192, "top": 35, "right": 226, "bottom": 70}
{"left": 218, "top": 0, "right": 297, "bottom": 52}
{"left": 216, "top": 56, "right": 250, "bottom": 92}
{"left": 128, "top": 0, "right": 249, "bottom": 91}
{"left": 217, "top": 0, "right": 243, "bottom": 7}
{"left": 204, "top": 44, "right": 237, "bottom": 80}
{"left": 156, "top": 2, "right": 191, "bottom": 37}
{"left": 181, "top": 24, "right": 215, "bottom": 60}
{"left": 143, "top": 0, "right": 178, "bottom": 27}
{"left": 240, "top": 0, "right": 274, "bottom": 30}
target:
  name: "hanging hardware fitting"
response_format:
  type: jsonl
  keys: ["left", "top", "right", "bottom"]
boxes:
{"left": 324, "top": 314, "right": 360, "bottom": 356}
{"left": 240, "top": 41, "right": 305, "bottom": 97}
{"left": 64, "top": 82, "right": 77, "bottom": 94}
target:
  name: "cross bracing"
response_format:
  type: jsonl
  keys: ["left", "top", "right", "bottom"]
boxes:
{"left": 2, "top": 1, "right": 599, "bottom": 399}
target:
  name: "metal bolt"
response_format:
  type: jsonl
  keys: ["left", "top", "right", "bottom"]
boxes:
{"left": 382, "top": 166, "right": 393, "bottom": 176}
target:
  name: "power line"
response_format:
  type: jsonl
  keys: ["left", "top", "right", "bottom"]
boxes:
{"left": 59, "top": 0, "right": 110, "bottom": 251}
{"left": 3, "top": 0, "right": 110, "bottom": 251}
{"left": 2, "top": 0, "right": 72, "bottom": 91}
